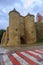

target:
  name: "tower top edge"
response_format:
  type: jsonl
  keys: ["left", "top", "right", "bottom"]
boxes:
{"left": 9, "top": 8, "right": 20, "bottom": 15}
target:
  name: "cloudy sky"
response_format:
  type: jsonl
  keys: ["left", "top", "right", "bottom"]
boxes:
{"left": 0, "top": 0, "right": 43, "bottom": 29}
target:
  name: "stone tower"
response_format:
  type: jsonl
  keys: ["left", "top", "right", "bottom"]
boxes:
{"left": 8, "top": 9, "right": 20, "bottom": 46}
{"left": 24, "top": 14, "right": 36, "bottom": 44}
{"left": 1, "top": 10, "right": 37, "bottom": 47}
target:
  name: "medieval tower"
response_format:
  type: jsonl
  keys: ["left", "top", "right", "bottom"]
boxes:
{"left": 24, "top": 14, "right": 36, "bottom": 44}
{"left": 8, "top": 9, "right": 36, "bottom": 46}
{"left": 1, "top": 9, "right": 37, "bottom": 47}
{"left": 7, "top": 9, "right": 20, "bottom": 46}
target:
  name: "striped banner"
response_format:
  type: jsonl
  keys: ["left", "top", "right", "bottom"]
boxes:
{"left": 2, "top": 49, "right": 43, "bottom": 65}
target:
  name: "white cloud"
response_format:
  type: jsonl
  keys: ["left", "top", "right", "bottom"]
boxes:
{"left": 0, "top": 19, "right": 9, "bottom": 29}
{"left": 0, "top": 12, "right": 3, "bottom": 15}
{"left": 2, "top": 8, "right": 7, "bottom": 13}
{"left": 21, "top": 0, "right": 42, "bottom": 9}
{"left": 22, "top": 0, "right": 34, "bottom": 9}
{"left": 14, "top": 3, "right": 22, "bottom": 10}
{"left": 0, "top": 20, "right": 2, "bottom": 23}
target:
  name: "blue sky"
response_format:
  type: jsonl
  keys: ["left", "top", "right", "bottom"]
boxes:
{"left": 0, "top": 0, "right": 43, "bottom": 29}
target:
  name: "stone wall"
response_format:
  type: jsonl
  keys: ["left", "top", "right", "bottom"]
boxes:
{"left": 1, "top": 10, "right": 38, "bottom": 47}
{"left": 1, "top": 27, "right": 9, "bottom": 46}
{"left": 19, "top": 16, "right": 25, "bottom": 44}
{"left": 36, "top": 22, "right": 43, "bottom": 41}
{"left": 3, "top": 27, "right": 9, "bottom": 46}
{"left": 24, "top": 14, "right": 36, "bottom": 44}
{"left": 7, "top": 10, "right": 20, "bottom": 46}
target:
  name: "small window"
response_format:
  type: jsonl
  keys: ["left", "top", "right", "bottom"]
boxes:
{"left": 16, "top": 29, "right": 18, "bottom": 31}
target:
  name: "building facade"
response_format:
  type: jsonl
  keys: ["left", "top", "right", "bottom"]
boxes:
{"left": 1, "top": 9, "right": 43, "bottom": 46}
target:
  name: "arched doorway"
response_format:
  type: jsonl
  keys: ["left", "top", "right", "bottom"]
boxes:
{"left": 20, "top": 36, "right": 25, "bottom": 44}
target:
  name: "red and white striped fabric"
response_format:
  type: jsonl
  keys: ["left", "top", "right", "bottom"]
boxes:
{"left": 2, "top": 49, "right": 43, "bottom": 65}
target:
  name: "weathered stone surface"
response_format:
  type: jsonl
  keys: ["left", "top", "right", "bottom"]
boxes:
{"left": 19, "top": 16, "right": 25, "bottom": 44}
{"left": 19, "top": 16, "right": 24, "bottom": 37}
{"left": 36, "top": 22, "right": 43, "bottom": 41}
{"left": 7, "top": 10, "right": 20, "bottom": 46}
{"left": 24, "top": 14, "right": 36, "bottom": 44}
{"left": 3, "top": 27, "right": 9, "bottom": 46}
{"left": 1, "top": 10, "right": 43, "bottom": 47}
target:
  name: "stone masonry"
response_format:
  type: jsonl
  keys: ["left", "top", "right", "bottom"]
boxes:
{"left": 7, "top": 10, "right": 20, "bottom": 46}
{"left": 24, "top": 14, "right": 36, "bottom": 44}
{"left": 1, "top": 9, "right": 43, "bottom": 47}
{"left": 1, "top": 27, "right": 9, "bottom": 46}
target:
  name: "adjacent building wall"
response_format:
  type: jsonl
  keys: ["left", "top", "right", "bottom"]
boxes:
{"left": 36, "top": 22, "right": 43, "bottom": 41}
{"left": 1, "top": 27, "right": 9, "bottom": 46}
